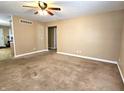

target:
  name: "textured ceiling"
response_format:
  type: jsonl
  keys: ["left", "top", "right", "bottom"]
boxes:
{"left": 0, "top": 1, "right": 124, "bottom": 22}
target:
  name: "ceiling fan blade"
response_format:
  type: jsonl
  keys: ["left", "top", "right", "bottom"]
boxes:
{"left": 46, "top": 10, "right": 54, "bottom": 16}
{"left": 34, "top": 11, "right": 38, "bottom": 14}
{"left": 48, "top": 7, "right": 61, "bottom": 11}
{"left": 22, "top": 5, "right": 38, "bottom": 8}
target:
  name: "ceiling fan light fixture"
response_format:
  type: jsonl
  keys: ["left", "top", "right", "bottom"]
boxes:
{"left": 43, "top": 10, "right": 48, "bottom": 15}
{"left": 23, "top": 1, "right": 61, "bottom": 16}
{"left": 38, "top": 10, "right": 43, "bottom": 15}
{"left": 38, "top": 10, "right": 47, "bottom": 16}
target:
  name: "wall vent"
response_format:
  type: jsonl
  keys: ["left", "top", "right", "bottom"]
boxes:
{"left": 20, "top": 19, "right": 33, "bottom": 25}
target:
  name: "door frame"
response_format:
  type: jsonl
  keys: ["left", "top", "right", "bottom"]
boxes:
{"left": 11, "top": 16, "right": 16, "bottom": 57}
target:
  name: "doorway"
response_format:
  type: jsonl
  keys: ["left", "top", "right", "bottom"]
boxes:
{"left": 48, "top": 26, "right": 57, "bottom": 51}
{"left": 0, "top": 16, "right": 14, "bottom": 61}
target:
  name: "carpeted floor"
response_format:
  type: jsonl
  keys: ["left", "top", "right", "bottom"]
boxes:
{"left": 0, "top": 51, "right": 123, "bottom": 91}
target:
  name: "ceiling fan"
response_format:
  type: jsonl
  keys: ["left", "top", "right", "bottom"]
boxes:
{"left": 22, "top": 1, "right": 61, "bottom": 16}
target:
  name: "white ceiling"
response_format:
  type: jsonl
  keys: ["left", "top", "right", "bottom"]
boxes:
{"left": 0, "top": 1, "right": 124, "bottom": 22}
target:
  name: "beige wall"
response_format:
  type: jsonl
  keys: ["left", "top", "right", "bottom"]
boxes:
{"left": 119, "top": 24, "right": 124, "bottom": 78}
{"left": 45, "top": 10, "right": 124, "bottom": 61}
{"left": 12, "top": 11, "right": 124, "bottom": 78}
{"left": 12, "top": 16, "right": 46, "bottom": 55}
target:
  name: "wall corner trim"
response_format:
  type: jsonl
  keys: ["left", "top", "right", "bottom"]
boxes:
{"left": 14, "top": 49, "right": 48, "bottom": 58}
{"left": 117, "top": 63, "right": 124, "bottom": 84}
{"left": 57, "top": 52, "right": 117, "bottom": 64}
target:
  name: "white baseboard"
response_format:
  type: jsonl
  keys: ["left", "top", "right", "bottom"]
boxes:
{"left": 57, "top": 52, "right": 117, "bottom": 64}
{"left": 57, "top": 52, "right": 124, "bottom": 84}
{"left": 117, "top": 63, "right": 124, "bottom": 84}
{"left": 14, "top": 50, "right": 124, "bottom": 83}
{"left": 15, "top": 49, "right": 48, "bottom": 58}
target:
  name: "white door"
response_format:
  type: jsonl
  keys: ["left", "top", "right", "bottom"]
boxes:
{"left": 0, "top": 28, "right": 5, "bottom": 47}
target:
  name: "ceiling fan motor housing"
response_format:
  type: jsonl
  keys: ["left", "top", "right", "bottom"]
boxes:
{"left": 38, "top": 1, "right": 47, "bottom": 10}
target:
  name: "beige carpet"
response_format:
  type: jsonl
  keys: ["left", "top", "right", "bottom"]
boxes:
{"left": 0, "top": 48, "right": 12, "bottom": 61}
{"left": 0, "top": 51, "right": 123, "bottom": 91}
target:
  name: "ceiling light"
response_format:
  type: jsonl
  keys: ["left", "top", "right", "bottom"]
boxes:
{"left": 43, "top": 10, "right": 48, "bottom": 15}
{"left": 38, "top": 10, "right": 43, "bottom": 15}
{"left": 38, "top": 10, "right": 47, "bottom": 16}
